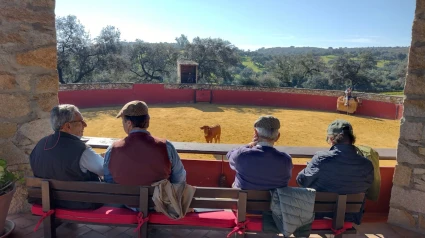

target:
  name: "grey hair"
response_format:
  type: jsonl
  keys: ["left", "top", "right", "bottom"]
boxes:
{"left": 50, "top": 104, "right": 80, "bottom": 131}
{"left": 255, "top": 127, "right": 280, "bottom": 141}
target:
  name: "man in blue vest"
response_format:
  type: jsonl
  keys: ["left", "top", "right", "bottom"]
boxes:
{"left": 29, "top": 104, "right": 104, "bottom": 209}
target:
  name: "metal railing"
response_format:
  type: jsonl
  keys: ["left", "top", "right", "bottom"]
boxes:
{"left": 84, "top": 136, "right": 396, "bottom": 160}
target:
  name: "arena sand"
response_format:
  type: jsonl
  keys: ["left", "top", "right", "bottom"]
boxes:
{"left": 81, "top": 104, "right": 399, "bottom": 166}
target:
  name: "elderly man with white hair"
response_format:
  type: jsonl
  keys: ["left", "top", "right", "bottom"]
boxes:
{"left": 227, "top": 115, "right": 293, "bottom": 190}
{"left": 29, "top": 104, "right": 104, "bottom": 210}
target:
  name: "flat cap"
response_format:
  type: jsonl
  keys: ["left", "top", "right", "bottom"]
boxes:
{"left": 327, "top": 119, "right": 353, "bottom": 135}
{"left": 116, "top": 100, "right": 149, "bottom": 118}
{"left": 254, "top": 115, "right": 280, "bottom": 130}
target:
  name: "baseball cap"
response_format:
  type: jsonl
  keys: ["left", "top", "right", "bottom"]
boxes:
{"left": 116, "top": 100, "right": 149, "bottom": 118}
{"left": 327, "top": 119, "right": 353, "bottom": 135}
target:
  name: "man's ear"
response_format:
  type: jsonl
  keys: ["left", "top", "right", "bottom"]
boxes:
{"left": 275, "top": 132, "right": 281, "bottom": 142}
{"left": 60, "top": 122, "right": 71, "bottom": 132}
{"left": 328, "top": 135, "right": 334, "bottom": 144}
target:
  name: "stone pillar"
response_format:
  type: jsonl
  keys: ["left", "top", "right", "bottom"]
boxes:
{"left": 0, "top": 0, "right": 58, "bottom": 213}
{"left": 388, "top": 0, "right": 425, "bottom": 234}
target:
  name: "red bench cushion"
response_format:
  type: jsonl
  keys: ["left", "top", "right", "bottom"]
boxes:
{"left": 32, "top": 205, "right": 353, "bottom": 232}
{"left": 32, "top": 205, "right": 236, "bottom": 228}
{"left": 246, "top": 217, "right": 353, "bottom": 232}
{"left": 31, "top": 204, "right": 138, "bottom": 225}
{"left": 149, "top": 211, "right": 237, "bottom": 228}
{"left": 312, "top": 219, "right": 353, "bottom": 230}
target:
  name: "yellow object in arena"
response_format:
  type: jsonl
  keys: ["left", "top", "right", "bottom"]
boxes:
{"left": 337, "top": 96, "right": 358, "bottom": 114}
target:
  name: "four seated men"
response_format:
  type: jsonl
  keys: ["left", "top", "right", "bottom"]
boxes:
{"left": 29, "top": 103, "right": 375, "bottom": 228}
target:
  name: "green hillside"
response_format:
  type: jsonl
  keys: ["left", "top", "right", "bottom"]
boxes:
{"left": 241, "top": 56, "right": 264, "bottom": 72}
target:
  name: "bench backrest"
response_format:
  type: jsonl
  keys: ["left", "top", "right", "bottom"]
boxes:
{"left": 26, "top": 177, "right": 248, "bottom": 223}
{"left": 26, "top": 177, "right": 365, "bottom": 230}
{"left": 243, "top": 189, "right": 365, "bottom": 229}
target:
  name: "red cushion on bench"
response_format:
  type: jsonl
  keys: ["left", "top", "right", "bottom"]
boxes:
{"left": 31, "top": 204, "right": 138, "bottom": 225}
{"left": 311, "top": 219, "right": 353, "bottom": 230}
{"left": 148, "top": 211, "right": 237, "bottom": 228}
{"left": 245, "top": 217, "right": 353, "bottom": 232}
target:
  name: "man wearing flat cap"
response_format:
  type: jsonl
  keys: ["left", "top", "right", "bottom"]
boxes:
{"left": 227, "top": 115, "right": 293, "bottom": 190}
{"left": 296, "top": 119, "right": 373, "bottom": 224}
{"left": 103, "top": 101, "right": 186, "bottom": 186}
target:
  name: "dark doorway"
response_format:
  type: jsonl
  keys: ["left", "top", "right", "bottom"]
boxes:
{"left": 181, "top": 65, "right": 196, "bottom": 83}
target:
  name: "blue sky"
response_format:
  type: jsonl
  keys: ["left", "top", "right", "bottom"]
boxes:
{"left": 55, "top": 0, "right": 416, "bottom": 50}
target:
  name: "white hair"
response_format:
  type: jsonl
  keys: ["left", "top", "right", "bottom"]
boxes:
{"left": 50, "top": 104, "right": 80, "bottom": 131}
{"left": 255, "top": 127, "right": 280, "bottom": 140}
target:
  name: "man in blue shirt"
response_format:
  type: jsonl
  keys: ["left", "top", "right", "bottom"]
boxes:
{"left": 227, "top": 115, "right": 293, "bottom": 190}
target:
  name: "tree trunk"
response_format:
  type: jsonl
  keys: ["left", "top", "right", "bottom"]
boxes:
{"left": 57, "top": 67, "right": 66, "bottom": 84}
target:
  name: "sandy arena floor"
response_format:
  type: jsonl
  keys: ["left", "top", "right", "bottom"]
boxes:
{"left": 81, "top": 104, "right": 400, "bottom": 166}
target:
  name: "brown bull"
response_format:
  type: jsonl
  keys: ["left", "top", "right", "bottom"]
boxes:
{"left": 200, "top": 125, "right": 221, "bottom": 143}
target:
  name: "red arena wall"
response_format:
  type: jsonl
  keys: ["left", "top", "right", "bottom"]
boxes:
{"left": 59, "top": 83, "right": 404, "bottom": 120}
{"left": 59, "top": 83, "right": 399, "bottom": 215}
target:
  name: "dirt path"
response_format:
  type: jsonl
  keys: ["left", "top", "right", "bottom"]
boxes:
{"left": 81, "top": 104, "right": 400, "bottom": 166}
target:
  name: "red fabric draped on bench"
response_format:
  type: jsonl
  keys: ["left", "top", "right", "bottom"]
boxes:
{"left": 31, "top": 205, "right": 139, "bottom": 225}
{"left": 31, "top": 205, "right": 236, "bottom": 228}
{"left": 32, "top": 205, "right": 353, "bottom": 231}
{"left": 245, "top": 217, "right": 353, "bottom": 232}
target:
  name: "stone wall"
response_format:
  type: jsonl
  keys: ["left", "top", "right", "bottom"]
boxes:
{"left": 388, "top": 0, "right": 425, "bottom": 234}
{"left": 0, "top": 0, "right": 58, "bottom": 213}
{"left": 59, "top": 83, "right": 404, "bottom": 104}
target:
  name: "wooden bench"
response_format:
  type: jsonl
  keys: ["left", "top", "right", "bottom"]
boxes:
{"left": 26, "top": 177, "right": 365, "bottom": 238}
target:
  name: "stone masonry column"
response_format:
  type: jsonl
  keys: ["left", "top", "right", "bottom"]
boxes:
{"left": 0, "top": 0, "right": 57, "bottom": 213}
{"left": 388, "top": 0, "right": 425, "bottom": 234}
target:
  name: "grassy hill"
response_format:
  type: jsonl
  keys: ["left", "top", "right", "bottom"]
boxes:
{"left": 241, "top": 56, "right": 264, "bottom": 72}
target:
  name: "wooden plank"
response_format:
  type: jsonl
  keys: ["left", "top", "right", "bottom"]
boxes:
{"left": 26, "top": 177, "right": 41, "bottom": 187}
{"left": 333, "top": 195, "right": 347, "bottom": 230}
{"left": 315, "top": 192, "right": 338, "bottom": 202}
{"left": 29, "top": 188, "right": 239, "bottom": 210}
{"left": 27, "top": 177, "right": 148, "bottom": 195}
{"left": 29, "top": 189, "right": 141, "bottom": 207}
{"left": 28, "top": 177, "right": 241, "bottom": 199}
{"left": 236, "top": 192, "right": 247, "bottom": 238}
{"left": 189, "top": 198, "right": 238, "bottom": 209}
{"left": 84, "top": 136, "right": 396, "bottom": 160}
{"left": 194, "top": 187, "right": 239, "bottom": 199}
{"left": 346, "top": 193, "right": 365, "bottom": 203}
{"left": 139, "top": 187, "right": 149, "bottom": 238}
{"left": 246, "top": 192, "right": 364, "bottom": 203}
{"left": 237, "top": 191, "right": 247, "bottom": 221}
{"left": 246, "top": 201, "right": 270, "bottom": 212}
{"left": 315, "top": 192, "right": 364, "bottom": 203}
{"left": 245, "top": 201, "right": 362, "bottom": 213}
{"left": 41, "top": 181, "right": 55, "bottom": 238}
{"left": 245, "top": 190, "right": 270, "bottom": 200}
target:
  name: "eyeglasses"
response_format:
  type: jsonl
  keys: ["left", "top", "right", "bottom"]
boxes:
{"left": 69, "top": 119, "right": 86, "bottom": 124}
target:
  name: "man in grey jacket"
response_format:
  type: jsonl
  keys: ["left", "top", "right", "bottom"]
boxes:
{"left": 296, "top": 119, "right": 374, "bottom": 224}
